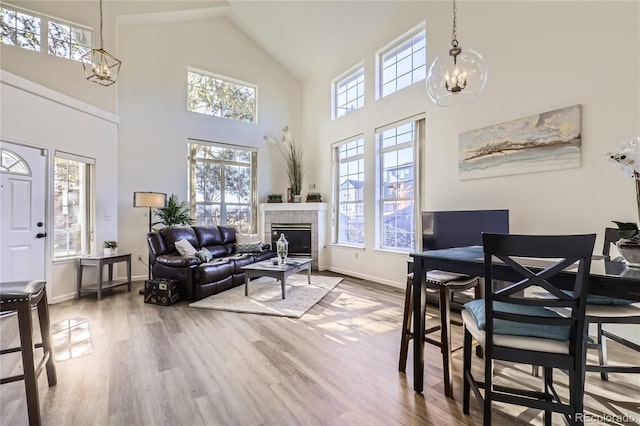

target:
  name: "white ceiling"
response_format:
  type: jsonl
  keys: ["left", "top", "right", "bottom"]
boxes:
{"left": 110, "top": 0, "right": 417, "bottom": 82}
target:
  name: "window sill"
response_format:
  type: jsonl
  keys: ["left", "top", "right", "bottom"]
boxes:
{"left": 329, "top": 243, "right": 365, "bottom": 250}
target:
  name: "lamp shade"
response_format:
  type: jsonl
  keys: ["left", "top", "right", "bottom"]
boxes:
{"left": 133, "top": 192, "right": 167, "bottom": 208}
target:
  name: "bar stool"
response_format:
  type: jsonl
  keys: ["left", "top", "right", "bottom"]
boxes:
{"left": 1, "top": 280, "right": 57, "bottom": 426}
{"left": 399, "top": 271, "right": 479, "bottom": 398}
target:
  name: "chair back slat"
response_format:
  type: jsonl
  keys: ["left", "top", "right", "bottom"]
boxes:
{"left": 482, "top": 233, "right": 595, "bottom": 353}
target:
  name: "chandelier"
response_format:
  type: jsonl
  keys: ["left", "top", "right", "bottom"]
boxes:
{"left": 81, "top": 0, "right": 121, "bottom": 86}
{"left": 426, "top": 0, "right": 487, "bottom": 107}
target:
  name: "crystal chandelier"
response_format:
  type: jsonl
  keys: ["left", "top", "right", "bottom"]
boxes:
{"left": 81, "top": 0, "right": 121, "bottom": 86}
{"left": 426, "top": 0, "right": 487, "bottom": 107}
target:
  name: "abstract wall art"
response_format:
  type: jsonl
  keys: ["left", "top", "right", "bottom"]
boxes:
{"left": 458, "top": 104, "right": 582, "bottom": 180}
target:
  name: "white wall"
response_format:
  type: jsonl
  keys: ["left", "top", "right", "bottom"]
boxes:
{"left": 116, "top": 15, "right": 301, "bottom": 280}
{"left": 301, "top": 1, "right": 640, "bottom": 288}
{"left": 1, "top": 71, "right": 119, "bottom": 302}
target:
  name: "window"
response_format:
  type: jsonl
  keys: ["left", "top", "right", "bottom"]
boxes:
{"left": 1, "top": 148, "right": 30, "bottom": 174}
{"left": 48, "top": 20, "right": 91, "bottom": 62}
{"left": 53, "top": 153, "right": 93, "bottom": 259}
{"left": 377, "top": 26, "right": 426, "bottom": 98}
{"left": 187, "top": 69, "right": 257, "bottom": 123}
{"left": 377, "top": 119, "right": 421, "bottom": 251}
{"left": 333, "top": 136, "right": 365, "bottom": 245}
{"left": 189, "top": 141, "right": 257, "bottom": 233}
{"left": 333, "top": 65, "right": 364, "bottom": 119}
{"left": 1, "top": 5, "right": 41, "bottom": 51}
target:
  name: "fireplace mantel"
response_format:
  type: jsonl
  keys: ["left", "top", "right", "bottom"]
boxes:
{"left": 260, "top": 203, "right": 328, "bottom": 270}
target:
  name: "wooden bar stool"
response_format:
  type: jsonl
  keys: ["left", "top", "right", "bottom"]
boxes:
{"left": 399, "top": 271, "right": 479, "bottom": 398}
{"left": 0, "top": 280, "right": 57, "bottom": 426}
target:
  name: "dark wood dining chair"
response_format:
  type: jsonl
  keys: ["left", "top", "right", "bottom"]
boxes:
{"left": 584, "top": 228, "right": 640, "bottom": 380}
{"left": 0, "top": 280, "right": 57, "bottom": 426}
{"left": 462, "top": 233, "right": 595, "bottom": 426}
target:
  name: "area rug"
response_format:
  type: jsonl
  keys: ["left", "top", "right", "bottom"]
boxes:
{"left": 189, "top": 274, "right": 343, "bottom": 318}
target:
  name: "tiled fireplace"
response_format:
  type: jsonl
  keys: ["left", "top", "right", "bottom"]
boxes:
{"left": 260, "top": 203, "right": 328, "bottom": 270}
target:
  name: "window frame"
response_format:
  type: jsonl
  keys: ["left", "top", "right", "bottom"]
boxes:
{"left": 188, "top": 140, "right": 258, "bottom": 233}
{"left": 332, "top": 63, "right": 365, "bottom": 120}
{"left": 1, "top": 4, "right": 41, "bottom": 51}
{"left": 375, "top": 116, "right": 423, "bottom": 253}
{"left": 332, "top": 135, "right": 366, "bottom": 247}
{"left": 375, "top": 23, "right": 426, "bottom": 100}
{"left": 47, "top": 18, "right": 92, "bottom": 62}
{"left": 187, "top": 67, "right": 258, "bottom": 123}
{"left": 53, "top": 151, "right": 94, "bottom": 260}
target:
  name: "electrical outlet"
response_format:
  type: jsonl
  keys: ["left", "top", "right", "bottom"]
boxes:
{"left": 354, "top": 252, "right": 358, "bottom": 259}
{"left": 137, "top": 255, "right": 144, "bottom": 262}
{"left": 104, "top": 214, "right": 112, "bottom": 221}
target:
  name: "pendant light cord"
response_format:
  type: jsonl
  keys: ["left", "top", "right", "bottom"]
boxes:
{"left": 451, "top": 0, "right": 458, "bottom": 48}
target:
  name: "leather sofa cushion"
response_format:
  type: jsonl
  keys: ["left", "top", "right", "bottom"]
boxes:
{"left": 206, "top": 245, "right": 228, "bottom": 258}
{"left": 227, "top": 254, "right": 257, "bottom": 274}
{"left": 156, "top": 254, "right": 200, "bottom": 268}
{"left": 197, "top": 262, "right": 235, "bottom": 284}
{"left": 218, "top": 225, "right": 236, "bottom": 255}
{"left": 253, "top": 251, "right": 276, "bottom": 262}
{"left": 161, "top": 227, "right": 198, "bottom": 253}
{"left": 193, "top": 226, "right": 223, "bottom": 247}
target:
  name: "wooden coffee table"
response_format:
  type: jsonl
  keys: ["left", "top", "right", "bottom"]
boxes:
{"left": 242, "top": 257, "right": 312, "bottom": 299}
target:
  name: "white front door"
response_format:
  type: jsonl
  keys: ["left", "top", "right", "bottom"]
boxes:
{"left": 0, "top": 141, "right": 47, "bottom": 282}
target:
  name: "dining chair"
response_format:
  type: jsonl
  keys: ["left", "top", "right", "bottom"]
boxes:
{"left": 0, "top": 280, "right": 57, "bottom": 426}
{"left": 462, "top": 233, "right": 595, "bottom": 426}
{"left": 584, "top": 228, "right": 640, "bottom": 380}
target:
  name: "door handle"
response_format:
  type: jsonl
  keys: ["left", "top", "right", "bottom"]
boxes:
{"left": 36, "top": 232, "right": 47, "bottom": 238}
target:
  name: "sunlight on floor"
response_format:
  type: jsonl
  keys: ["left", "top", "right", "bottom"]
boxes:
{"left": 51, "top": 317, "right": 94, "bottom": 361}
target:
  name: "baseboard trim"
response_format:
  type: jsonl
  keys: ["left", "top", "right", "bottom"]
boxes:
{"left": 326, "top": 266, "right": 404, "bottom": 289}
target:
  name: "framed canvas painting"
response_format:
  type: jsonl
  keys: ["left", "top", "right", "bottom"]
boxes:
{"left": 458, "top": 104, "right": 582, "bottom": 180}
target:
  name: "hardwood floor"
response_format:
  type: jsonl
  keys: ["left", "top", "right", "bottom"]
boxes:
{"left": 1, "top": 273, "right": 638, "bottom": 425}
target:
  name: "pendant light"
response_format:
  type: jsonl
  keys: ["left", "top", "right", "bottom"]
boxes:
{"left": 426, "top": 0, "right": 487, "bottom": 107}
{"left": 81, "top": 0, "right": 121, "bottom": 86}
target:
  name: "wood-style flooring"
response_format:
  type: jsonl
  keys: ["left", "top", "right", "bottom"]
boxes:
{"left": 1, "top": 273, "right": 638, "bottom": 425}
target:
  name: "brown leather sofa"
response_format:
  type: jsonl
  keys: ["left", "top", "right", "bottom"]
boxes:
{"left": 146, "top": 225, "right": 275, "bottom": 300}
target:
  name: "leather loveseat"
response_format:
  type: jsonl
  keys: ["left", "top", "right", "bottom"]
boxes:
{"left": 146, "top": 225, "right": 275, "bottom": 300}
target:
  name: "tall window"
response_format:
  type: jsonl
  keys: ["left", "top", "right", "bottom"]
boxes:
{"left": 1, "top": 6, "right": 41, "bottom": 51}
{"left": 53, "top": 153, "right": 93, "bottom": 259}
{"left": 377, "top": 26, "right": 426, "bottom": 98}
{"left": 377, "top": 121, "right": 419, "bottom": 251}
{"left": 48, "top": 20, "right": 92, "bottom": 61}
{"left": 333, "top": 136, "right": 365, "bottom": 246}
{"left": 333, "top": 65, "right": 364, "bottom": 119}
{"left": 189, "top": 142, "right": 257, "bottom": 233}
{"left": 187, "top": 68, "right": 257, "bottom": 123}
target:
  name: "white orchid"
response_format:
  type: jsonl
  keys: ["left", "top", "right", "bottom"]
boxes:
{"left": 264, "top": 126, "right": 304, "bottom": 195}
{"left": 607, "top": 136, "right": 640, "bottom": 178}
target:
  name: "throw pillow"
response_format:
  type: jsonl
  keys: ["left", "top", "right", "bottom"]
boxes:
{"left": 235, "top": 242, "right": 263, "bottom": 253}
{"left": 195, "top": 247, "right": 213, "bottom": 262}
{"left": 175, "top": 238, "right": 197, "bottom": 257}
{"left": 464, "top": 299, "right": 570, "bottom": 341}
{"left": 236, "top": 233, "right": 261, "bottom": 244}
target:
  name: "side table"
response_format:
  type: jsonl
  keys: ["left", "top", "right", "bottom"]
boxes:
{"left": 77, "top": 253, "right": 132, "bottom": 300}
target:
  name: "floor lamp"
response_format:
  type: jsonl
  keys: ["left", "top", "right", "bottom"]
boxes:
{"left": 133, "top": 192, "right": 167, "bottom": 287}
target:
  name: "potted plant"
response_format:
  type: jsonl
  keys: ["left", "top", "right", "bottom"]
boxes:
{"left": 264, "top": 126, "right": 304, "bottom": 202}
{"left": 612, "top": 221, "right": 640, "bottom": 267}
{"left": 267, "top": 193, "right": 283, "bottom": 203}
{"left": 103, "top": 240, "right": 118, "bottom": 256}
{"left": 608, "top": 136, "right": 640, "bottom": 267}
{"left": 153, "top": 194, "right": 195, "bottom": 229}
{"left": 306, "top": 192, "right": 322, "bottom": 202}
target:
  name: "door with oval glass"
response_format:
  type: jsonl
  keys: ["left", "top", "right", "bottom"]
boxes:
{"left": 0, "top": 141, "right": 47, "bottom": 282}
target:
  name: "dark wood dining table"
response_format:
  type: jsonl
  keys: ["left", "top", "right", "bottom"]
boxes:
{"left": 409, "top": 245, "right": 640, "bottom": 393}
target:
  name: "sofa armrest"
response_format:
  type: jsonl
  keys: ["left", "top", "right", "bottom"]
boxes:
{"left": 156, "top": 254, "right": 200, "bottom": 268}
{"left": 261, "top": 243, "right": 272, "bottom": 251}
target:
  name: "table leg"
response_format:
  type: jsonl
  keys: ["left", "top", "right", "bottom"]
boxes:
{"left": 77, "top": 260, "right": 83, "bottom": 298}
{"left": 108, "top": 263, "right": 113, "bottom": 282}
{"left": 97, "top": 260, "right": 104, "bottom": 300}
{"left": 307, "top": 264, "right": 311, "bottom": 284}
{"left": 245, "top": 273, "right": 249, "bottom": 296}
{"left": 281, "top": 275, "right": 286, "bottom": 299}
{"left": 127, "top": 256, "right": 132, "bottom": 292}
{"left": 412, "top": 258, "right": 426, "bottom": 393}
{"left": 439, "top": 287, "right": 453, "bottom": 398}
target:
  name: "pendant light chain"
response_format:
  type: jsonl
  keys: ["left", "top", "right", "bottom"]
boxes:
{"left": 99, "top": 0, "right": 104, "bottom": 50}
{"left": 451, "top": 0, "right": 458, "bottom": 48}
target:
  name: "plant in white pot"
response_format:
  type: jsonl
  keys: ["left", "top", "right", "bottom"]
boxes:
{"left": 608, "top": 136, "right": 640, "bottom": 266}
{"left": 103, "top": 240, "right": 118, "bottom": 256}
